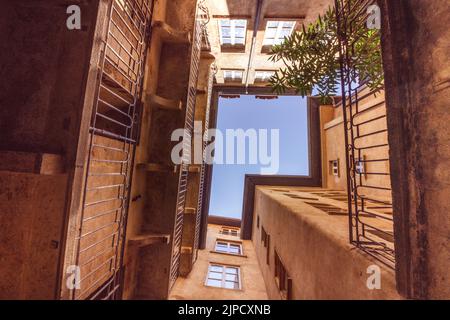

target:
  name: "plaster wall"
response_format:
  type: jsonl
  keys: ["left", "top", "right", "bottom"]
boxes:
{"left": 252, "top": 186, "right": 401, "bottom": 300}
{"left": 169, "top": 224, "right": 268, "bottom": 300}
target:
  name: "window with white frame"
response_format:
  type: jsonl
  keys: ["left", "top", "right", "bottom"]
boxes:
{"left": 215, "top": 240, "right": 243, "bottom": 255}
{"left": 263, "top": 21, "right": 296, "bottom": 46}
{"left": 219, "top": 19, "right": 247, "bottom": 46}
{"left": 205, "top": 264, "right": 241, "bottom": 290}
{"left": 254, "top": 70, "right": 276, "bottom": 83}
{"left": 220, "top": 227, "right": 240, "bottom": 237}
{"left": 223, "top": 69, "right": 244, "bottom": 83}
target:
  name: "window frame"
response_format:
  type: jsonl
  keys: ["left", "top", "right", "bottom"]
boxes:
{"left": 263, "top": 20, "right": 296, "bottom": 47}
{"left": 222, "top": 69, "right": 244, "bottom": 83}
{"left": 205, "top": 263, "right": 242, "bottom": 290}
{"left": 218, "top": 19, "right": 248, "bottom": 47}
{"left": 254, "top": 70, "right": 276, "bottom": 83}
{"left": 214, "top": 239, "right": 244, "bottom": 256}
{"left": 220, "top": 226, "right": 240, "bottom": 237}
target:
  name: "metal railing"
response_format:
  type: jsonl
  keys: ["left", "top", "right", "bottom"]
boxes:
{"left": 193, "top": 63, "right": 217, "bottom": 263}
{"left": 169, "top": 0, "right": 205, "bottom": 289}
{"left": 335, "top": 0, "right": 395, "bottom": 268}
{"left": 72, "top": 0, "right": 153, "bottom": 300}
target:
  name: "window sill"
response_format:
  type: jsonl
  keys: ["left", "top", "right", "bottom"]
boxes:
{"left": 210, "top": 250, "right": 247, "bottom": 258}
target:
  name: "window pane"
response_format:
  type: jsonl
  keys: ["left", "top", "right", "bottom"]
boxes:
{"left": 263, "top": 38, "right": 274, "bottom": 46}
{"left": 267, "top": 21, "right": 279, "bottom": 28}
{"left": 280, "top": 29, "right": 292, "bottom": 38}
{"left": 235, "top": 27, "right": 245, "bottom": 38}
{"left": 283, "top": 21, "right": 295, "bottom": 28}
{"left": 222, "top": 38, "right": 232, "bottom": 45}
{"left": 273, "top": 38, "right": 284, "bottom": 45}
{"left": 210, "top": 265, "right": 223, "bottom": 272}
{"left": 234, "top": 20, "right": 247, "bottom": 27}
{"left": 229, "top": 245, "right": 241, "bottom": 254}
{"left": 206, "top": 279, "right": 222, "bottom": 288}
{"left": 265, "top": 28, "right": 277, "bottom": 38}
{"left": 235, "top": 38, "right": 245, "bottom": 45}
{"left": 225, "top": 274, "right": 238, "bottom": 282}
{"left": 208, "top": 272, "right": 223, "bottom": 280}
{"left": 225, "top": 267, "right": 238, "bottom": 274}
{"left": 220, "top": 20, "right": 231, "bottom": 27}
{"left": 221, "top": 27, "right": 231, "bottom": 37}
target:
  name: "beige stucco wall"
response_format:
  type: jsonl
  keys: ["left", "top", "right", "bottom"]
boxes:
{"left": 169, "top": 224, "right": 268, "bottom": 300}
{"left": 252, "top": 186, "right": 402, "bottom": 300}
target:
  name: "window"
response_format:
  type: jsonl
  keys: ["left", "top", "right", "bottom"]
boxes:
{"left": 206, "top": 264, "right": 241, "bottom": 290}
{"left": 223, "top": 69, "right": 244, "bottom": 83}
{"left": 329, "top": 159, "right": 340, "bottom": 177}
{"left": 215, "top": 240, "right": 243, "bottom": 255}
{"left": 220, "top": 227, "right": 240, "bottom": 237}
{"left": 263, "top": 21, "right": 296, "bottom": 46}
{"left": 274, "top": 251, "right": 292, "bottom": 300}
{"left": 219, "top": 19, "right": 247, "bottom": 46}
{"left": 254, "top": 70, "right": 276, "bottom": 83}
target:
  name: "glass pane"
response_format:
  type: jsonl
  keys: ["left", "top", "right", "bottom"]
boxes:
{"left": 226, "top": 274, "right": 238, "bottom": 282}
{"left": 234, "top": 20, "right": 247, "bottom": 27}
{"left": 263, "top": 38, "right": 274, "bottom": 46}
{"left": 273, "top": 38, "right": 284, "bottom": 45}
{"left": 282, "top": 21, "right": 295, "bottom": 28}
{"left": 235, "top": 27, "right": 245, "bottom": 38}
{"left": 229, "top": 245, "right": 241, "bottom": 254}
{"left": 225, "top": 281, "right": 240, "bottom": 289}
{"left": 220, "top": 20, "right": 231, "bottom": 27}
{"left": 221, "top": 27, "right": 231, "bottom": 37}
{"left": 280, "top": 29, "right": 292, "bottom": 38}
{"left": 265, "top": 28, "right": 277, "bottom": 38}
{"left": 267, "top": 21, "right": 279, "bottom": 28}
{"left": 210, "top": 265, "right": 223, "bottom": 272}
{"left": 222, "top": 38, "right": 232, "bottom": 45}
{"left": 225, "top": 267, "right": 238, "bottom": 274}
{"left": 206, "top": 279, "right": 222, "bottom": 288}
{"left": 208, "top": 271, "right": 223, "bottom": 280}
{"left": 235, "top": 38, "right": 245, "bottom": 45}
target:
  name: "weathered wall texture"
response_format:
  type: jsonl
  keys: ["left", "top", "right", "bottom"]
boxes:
{"left": 169, "top": 224, "right": 268, "bottom": 300}
{"left": 0, "top": 1, "right": 101, "bottom": 299}
{"left": 253, "top": 186, "right": 401, "bottom": 300}
{"left": 0, "top": 170, "right": 68, "bottom": 299}
{"left": 380, "top": 0, "right": 450, "bottom": 299}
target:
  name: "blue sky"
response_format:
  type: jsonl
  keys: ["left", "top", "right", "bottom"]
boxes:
{"left": 208, "top": 95, "right": 310, "bottom": 219}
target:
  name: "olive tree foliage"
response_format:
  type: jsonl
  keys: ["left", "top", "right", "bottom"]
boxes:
{"left": 269, "top": 4, "right": 383, "bottom": 104}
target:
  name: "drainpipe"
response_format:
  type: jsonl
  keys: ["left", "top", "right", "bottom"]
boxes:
{"left": 244, "top": 0, "right": 264, "bottom": 92}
